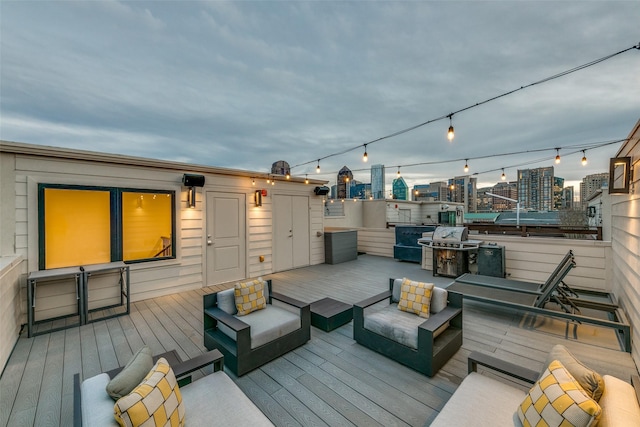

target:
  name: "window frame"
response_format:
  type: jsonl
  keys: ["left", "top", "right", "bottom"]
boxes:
{"left": 38, "top": 184, "right": 176, "bottom": 270}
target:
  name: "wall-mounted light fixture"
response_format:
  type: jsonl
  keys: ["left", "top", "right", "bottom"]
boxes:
{"left": 254, "top": 190, "right": 263, "bottom": 207}
{"left": 182, "top": 174, "right": 205, "bottom": 209}
{"left": 609, "top": 156, "right": 632, "bottom": 194}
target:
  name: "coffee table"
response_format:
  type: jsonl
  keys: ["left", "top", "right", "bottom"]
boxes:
{"left": 310, "top": 297, "right": 353, "bottom": 332}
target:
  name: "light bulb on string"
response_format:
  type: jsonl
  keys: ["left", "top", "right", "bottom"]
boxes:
{"left": 447, "top": 114, "right": 455, "bottom": 142}
{"left": 581, "top": 150, "right": 588, "bottom": 166}
{"left": 316, "top": 160, "right": 321, "bottom": 173}
{"left": 464, "top": 160, "right": 469, "bottom": 173}
{"left": 266, "top": 176, "right": 271, "bottom": 184}
{"left": 397, "top": 167, "right": 401, "bottom": 177}
{"left": 363, "top": 145, "right": 368, "bottom": 162}
{"left": 286, "top": 172, "right": 290, "bottom": 180}
{"left": 305, "top": 174, "right": 309, "bottom": 184}
{"left": 501, "top": 168, "right": 506, "bottom": 181}
{"left": 252, "top": 178, "right": 256, "bottom": 186}
{"left": 555, "top": 148, "right": 561, "bottom": 164}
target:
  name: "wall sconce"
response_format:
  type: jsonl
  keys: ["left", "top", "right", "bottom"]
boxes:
{"left": 609, "top": 157, "right": 632, "bottom": 194}
{"left": 182, "top": 174, "right": 205, "bottom": 209}
{"left": 254, "top": 190, "right": 263, "bottom": 207}
{"left": 187, "top": 187, "right": 196, "bottom": 208}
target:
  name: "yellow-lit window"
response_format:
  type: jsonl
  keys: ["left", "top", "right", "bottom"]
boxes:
{"left": 40, "top": 185, "right": 175, "bottom": 269}
{"left": 43, "top": 188, "right": 111, "bottom": 269}
{"left": 122, "top": 192, "right": 173, "bottom": 261}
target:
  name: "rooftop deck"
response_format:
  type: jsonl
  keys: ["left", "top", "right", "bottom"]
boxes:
{"left": 1, "top": 254, "right": 636, "bottom": 427}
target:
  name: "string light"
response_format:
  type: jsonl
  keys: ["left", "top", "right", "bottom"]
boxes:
{"left": 447, "top": 114, "right": 455, "bottom": 142}
{"left": 555, "top": 148, "right": 561, "bottom": 164}
{"left": 316, "top": 160, "right": 321, "bottom": 173}
{"left": 581, "top": 150, "right": 588, "bottom": 166}
{"left": 464, "top": 160, "right": 469, "bottom": 173}
{"left": 286, "top": 172, "right": 290, "bottom": 180}
{"left": 266, "top": 176, "right": 271, "bottom": 184}
{"left": 363, "top": 144, "right": 368, "bottom": 162}
{"left": 501, "top": 168, "right": 506, "bottom": 181}
{"left": 305, "top": 174, "right": 309, "bottom": 184}
{"left": 397, "top": 167, "right": 401, "bottom": 177}
{"left": 252, "top": 178, "right": 256, "bottom": 186}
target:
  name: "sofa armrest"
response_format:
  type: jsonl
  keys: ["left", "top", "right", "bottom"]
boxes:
{"left": 271, "top": 291, "right": 308, "bottom": 309}
{"left": 468, "top": 351, "right": 539, "bottom": 384}
{"left": 419, "top": 306, "right": 461, "bottom": 333}
{"left": 354, "top": 290, "right": 392, "bottom": 310}
{"left": 174, "top": 349, "right": 224, "bottom": 386}
{"left": 204, "top": 307, "right": 250, "bottom": 332}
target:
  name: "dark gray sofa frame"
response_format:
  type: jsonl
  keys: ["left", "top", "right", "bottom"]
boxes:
{"left": 203, "top": 279, "right": 311, "bottom": 376}
{"left": 353, "top": 278, "right": 463, "bottom": 377}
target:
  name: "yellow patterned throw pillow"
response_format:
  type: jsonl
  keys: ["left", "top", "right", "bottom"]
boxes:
{"left": 397, "top": 278, "right": 434, "bottom": 318}
{"left": 235, "top": 278, "right": 267, "bottom": 316}
{"left": 114, "top": 357, "right": 185, "bottom": 427}
{"left": 518, "top": 360, "right": 601, "bottom": 427}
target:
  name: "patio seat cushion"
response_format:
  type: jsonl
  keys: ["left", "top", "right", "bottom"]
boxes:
{"left": 81, "top": 373, "right": 115, "bottom": 427}
{"left": 397, "top": 279, "right": 434, "bottom": 318}
{"left": 217, "top": 288, "right": 238, "bottom": 315}
{"left": 180, "top": 370, "right": 273, "bottom": 426}
{"left": 106, "top": 345, "right": 153, "bottom": 400}
{"left": 114, "top": 357, "right": 185, "bottom": 426}
{"left": 543, "top": 344, "right": 605, "bottom": 401}
{"left": 235, "top": 278, "right": 267, "bottom": 316}
{"left": 363, "top": 305, "right": 447, "bottom": 349}
{"left": 517, "top": 360, "right": 601, "bottom": 427}
{"left": 430, "top": 371, "right": 526, "bottom": 427}
{"left": 598, "top": 374, "right": 640, "bottom": 427}
{"left": 218, "top": 305, "right": 301, "bottom": 349}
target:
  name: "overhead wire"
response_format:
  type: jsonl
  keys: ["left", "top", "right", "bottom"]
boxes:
{"left": 290, "top": 42, "right": 640, "bottom": 172}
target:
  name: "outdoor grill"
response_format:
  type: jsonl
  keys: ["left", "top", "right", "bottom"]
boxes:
{"left": 418, "top": 226, "right": 483, "bottom": 278}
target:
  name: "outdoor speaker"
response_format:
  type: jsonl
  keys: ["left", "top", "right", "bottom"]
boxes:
{"left": 182, "top": 174, "right": 205, "bottom": 187}
{"left": 314, "top": 186, "right": 330, "bottom": 195}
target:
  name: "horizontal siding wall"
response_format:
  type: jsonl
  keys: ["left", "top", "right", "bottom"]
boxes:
{"left": 611, "top": 125, "right": 640, "bottom": 368}
{"left": 354, "top": 227, "right": 395, "bottom": 258}
{"left": 475, "top": 235, "right": 611, "bottom": 292}
{"left": 9, "top": 152, "right": 326, "bottom": 323}
{"left": 0, "top": 256, "right": 24, "bottom": 373}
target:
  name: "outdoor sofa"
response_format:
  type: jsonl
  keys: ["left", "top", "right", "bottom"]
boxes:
{"left": 353, "top": 277, "right": 463, "bottom": 376}
{"left": 73, "top": 348, "right": 273, "bottom": 426}
{"left": 431, "top": 344, "right": 640, "bottom": 426}
{"left": 203, "top": 278, "right": 311, "bottom": 376}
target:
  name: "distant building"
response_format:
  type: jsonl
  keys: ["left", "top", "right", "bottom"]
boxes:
{"left": 429, "top": 181, "right": 450, "bottom": 201}
{"left": 271, "top": 160, "right": 290, "bottom": 176}
{"left": 370, "top": 164, "right": 385, "bottom": 199}
{"left": 412, "top": 184, "right": 436, "bottom": 201}
{"left": 553, "top": 176, "right": 565, "bottom": 210}
{"left": 518, "top": 166, "right": 554, "bottom": 211}
{"left": 448, "top": 175, "right": 477, "bottom": 213}
{"left": 351, "top": 182, "right": 371, "bottom": 199}
{"left": 563, "top": 186, "right": 574, "bottom": 209}
{"left": 580, "top": 172, "right": 609, "bottom": 209}
{"left": 488, "top": 181, "right": 518, "bottom": 211}
{"left": 392, "top": 177, "right": 409, "bottom": 200}
{"left": 337, "top": 166, "right": 353, "bottom": 199}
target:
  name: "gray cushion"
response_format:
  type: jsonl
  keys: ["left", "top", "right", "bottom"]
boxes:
{"left": 218, "top": 305, "right": 301, "bottom": 349}
{"left": 430, "top": 372, "right": 525, "bottom": 427}
{"left": 543, "top": 344, "right": 605, "bottom": 401}
{"left": 106, "top": 345, "right": 153, "bottom": 400}
{"left": 81, "top": 373, "right": 115, "bottom": 427}
{"left": 217, "top": 288, "right": 237, "bottom": 315}
{"left": 364, "top": 306, "right": 425, "bottom": 349}
{"left": 181, "top": 370, "right": 273, "bottom": 425}
{"left": 430, "top": 286, "right": 448, "bottom": 314}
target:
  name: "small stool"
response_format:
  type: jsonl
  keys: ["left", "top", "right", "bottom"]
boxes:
{"left": 310, "top": 297, "right": 353, "bottom": 332}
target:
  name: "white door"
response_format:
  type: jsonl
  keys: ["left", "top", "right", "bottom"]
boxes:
{"left": 274, "top": 195, "right": 310, "bottom": 272}
{"left": 206, "top": 192, "right": 246, "bottom": 285}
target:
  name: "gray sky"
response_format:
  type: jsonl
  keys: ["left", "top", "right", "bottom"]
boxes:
{"left": 1, "top": 1, "right": 639, "bottom": 193}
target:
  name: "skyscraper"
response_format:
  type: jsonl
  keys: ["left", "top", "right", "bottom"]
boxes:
{"left": 580, "top": 173, "right": 609, "bottom": 209}
{"left": 337, "top": 166, "right": 353, "bottom": 199}
{"left": 518, "top": 166, "right": 554, "bottom": 211}
{"left": 392, "top": 177, "right": 409, "bottom": 200}
{"left": 449, "top": 175, "right": 477, "bottom": 213}
{"left": 371, "top": 164, "right": 385, "bottom": 199}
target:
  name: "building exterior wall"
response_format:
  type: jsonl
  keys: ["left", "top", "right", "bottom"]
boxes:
{"left": 518, "top": 166, "right": 554, "bottom": 211}
{"left": 580, "top": 172, "right": 609, "bottom": 209}
{"left": 370, "top": 164, "right": 385, "bottom": 199}
{"left": 610, "top": 119, "right": 640, "bottom": 366}
{"left": 0, "top": 255, "right": 24, "bottom": 373}
{"left": 0, "top": 141, "right": 326, "bottom": 325}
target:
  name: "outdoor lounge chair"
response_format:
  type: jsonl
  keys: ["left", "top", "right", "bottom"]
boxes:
{"left": 353, "top": 278, "right": 463, "bottom": 376}
{"left": 203, "top": 278, "right": 311, "bottom": 376}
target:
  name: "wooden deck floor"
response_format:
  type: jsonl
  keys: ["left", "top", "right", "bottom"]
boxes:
{"left": 1, "top": 255, "right": 637, "bottom": 427}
